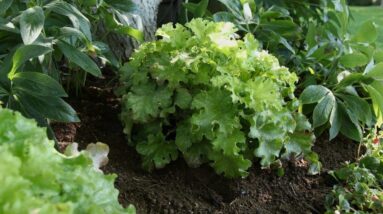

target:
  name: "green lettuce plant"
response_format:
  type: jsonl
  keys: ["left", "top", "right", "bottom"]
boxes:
{"left": 0, "top": 107, "right": 135, "bottom": 214}
{"left": 118, "top": 19, "right": 321, "bottom": 178}
{"left": 325, "top": 130, "right": 383, "bottom": 213}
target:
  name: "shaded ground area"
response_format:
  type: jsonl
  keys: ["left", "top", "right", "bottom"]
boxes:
{"left": 53, "top": 74, "right": 359, "bottom": 214}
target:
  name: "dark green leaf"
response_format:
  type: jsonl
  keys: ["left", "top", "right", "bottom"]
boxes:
{"left": 104, "top": 0, "right": 136, "bottom": 13}
{"left": 12, "top": 72, "right": 67, "bottom": 97}
{"left": 217, "top": 0, "right": 243, "bottom": 19}
{"left": 183, "top": 0, "right": 209, "bottom": 17}
{"left": 313, "top": 93, "right": 336, "bottom": 128}
{"left": 56, "top": 40, "right": 102, "bottom": 77}
{"left": 213, "top": 11, "right": 237, "bottom": 23}
{"left": 15, "top": 91, "right": 79, "bottom": 122}
{"left": 300, "top": 85, "right": 330, "bottom": 104}
{"left": 339, "top": 94, "right": 372, "bottom": 126}
{"left": 9, "top": 44, "right": 53, "bottom": 79}
{"left": 0, "top": 0, "right": 12, "bottom": 15}
{"left": 45, "top": 1, "right": 92, "bottom": 41}
{"left": 338, "top": 102, "right": 362, "bottom": 142}
{"left": 329, "top": 101, "right": 341, "bottom": 140}
{"left": 336, "top": 73, "right": 373, "bottom": 89}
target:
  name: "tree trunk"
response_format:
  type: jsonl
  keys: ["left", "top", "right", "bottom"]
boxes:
{"left": 105, "top": 0, "right": 163, "bottom": 61}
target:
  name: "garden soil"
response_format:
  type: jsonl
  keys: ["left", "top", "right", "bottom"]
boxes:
{"left": 53, "top": 72, "right": 359, "bottom": 214}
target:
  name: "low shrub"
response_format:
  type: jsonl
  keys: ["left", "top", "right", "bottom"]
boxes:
{"left": 118, "top": 19, "right": 320, "bottom": 178}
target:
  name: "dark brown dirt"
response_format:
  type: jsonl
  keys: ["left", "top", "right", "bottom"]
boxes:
{"left": 52, "top": 73, "right": 359, "bottom": 214}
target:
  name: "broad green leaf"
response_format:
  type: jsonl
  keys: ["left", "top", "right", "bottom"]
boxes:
{"left": 191, "top": 90, "right": 241, "bottom": 137}
{"left": 340, "top": 94, "right": 372, "bottom": 126}
{"left": 255, "top": 139, "right": 284, "bottom": 167}
{"left": 136, "top": 134, "right": 178, "bottom": 170}
{"left": 329, "top": 101, "right": 341, "bottom": 140}
{"left": 104, "top": 0, "right": 136, "bottom": 13}
{"left": 306, "top": 23, "right": 316, "bottom": 49}
{"left": 352, "top": 21, "right": 378, "bottom": 44}
{"left": 284, "top": 131, "right": 314, "bottom": 159}
{"left": 56, "top": 40, "right": 101, "bottom": 77}
{"left": 115, "top": 25, "right": 144, "bottom": 42}
{"left": 113, "top": 11, "right": 144, "bottom": 41}
{"left": 365, "top": 62, "right": 383, "bottom": 81}
{"left": 336, "top": 73, "right": 373, "bottom": 89}
{"left": 213, "top": 11, "right": 237, "bottom": 23}
{"left": 45, "top": 1, "right": 92, "bottom": 40}
{"left": 20, "top": 6, "right": 45, "bottom": 45}
{"left": 338, "top": 102, "right": 362, "bottom": 142}
{"left": 261, "top": 20, "right": 301, "bottom": 39}
{"left": 261, "top": 6, "right": 289, "bottom": 19}
{"left": 12, "top": 72, "right": 67, "bottom": 97}
{"left": 209, "top": 151, "right": 252, "bottom": 178}
{"left": 313, "top": 92, "right": 336, "bottom": 128}
{"left": 217, "top": 0, "right": 243, "bottom": 19}
{"left": 340, "top": 52, "right": 369, "bottom": 68}
{"left": 278, "top": 36, "right": 295, "bottom": 53}
{"left": 366, "top": 82, "right": 383, "bottom": 126}
{"left": 183, "top": 0, "right": 209, "bottom": 17}
{"left": 9, "top": 45, "right": 53, "bottom": 79}
{"left": 0, "top": 0, "right": 12, "bottom": 15}
{"left": 15, "top": 91, "right": 79, "bottom": 122}
{"left": 175, "top": 120, "right": 194, "bottom": 152}
{"left": 175, "top": 88, "right": 192, "bottom": 109}
{"left": 60, "top": 27, "right": 89, "bottom": 44}
{"left": 300, "top": 85, "right": 330, "bottom": 104}
{"left": 125, "top": 84, "right": 172, "bottom": 122}
{"left": 211, "top": 130, "right": 245, "bottom": 156}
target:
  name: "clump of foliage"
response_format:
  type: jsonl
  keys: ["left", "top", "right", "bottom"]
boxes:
{"left": 0, "top": 107, "right": 135, "bottom": 214}
{"left": 184, "top": 0, "right": 383, "bottom": 142}
{"left": 0, "top": 0, "right": 141, "bottom": 128}
{"left": 325, "top": 130, "right": 383, "bottom": 213}
{"left": 118, "top": 19, "right": 320, "bottom": 178}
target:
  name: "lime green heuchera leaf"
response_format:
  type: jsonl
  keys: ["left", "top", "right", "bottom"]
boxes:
{"left": 209, "top": 151, "right": 252, "bottom": 178}
{"left": 119, "top": 19, "right": 320, "bottom": 178}
{"left": 136, "top": 133, "right": 178, "bottom": 170}
{"left": 0, "top": 108, "right": 134, "bottom": 214}
{"left": 191, "top": 90, "right": 241, "bottom": 138}
{"left": 124, "top": 84, "right": 173, "bottom": 122}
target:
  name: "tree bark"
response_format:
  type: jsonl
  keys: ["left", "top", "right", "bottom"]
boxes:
{"left": 105, "top": 0, "right": 163, "bottom": 61}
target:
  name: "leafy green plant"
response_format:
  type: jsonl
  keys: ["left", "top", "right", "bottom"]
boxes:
{"left": 0, "top": 107, "right": 135, "bottom": 214}
{"left": 325, "top": 130, "right": 383, "bottom": 213}
{"left": 0, "top": 0, "right": 141, "bottom": 127}
{"left": 184, "top": 0, "right": 383, "bottom": 142}
{"left": 117, "top": 19, "right": 321, "bottom": 178}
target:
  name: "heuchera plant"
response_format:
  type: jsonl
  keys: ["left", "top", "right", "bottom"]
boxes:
{"left": 0, "top": 108, "right": 135, "bottom": 214}
{"left": 118, "top": 19, "right": 321, "bottom": 178}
